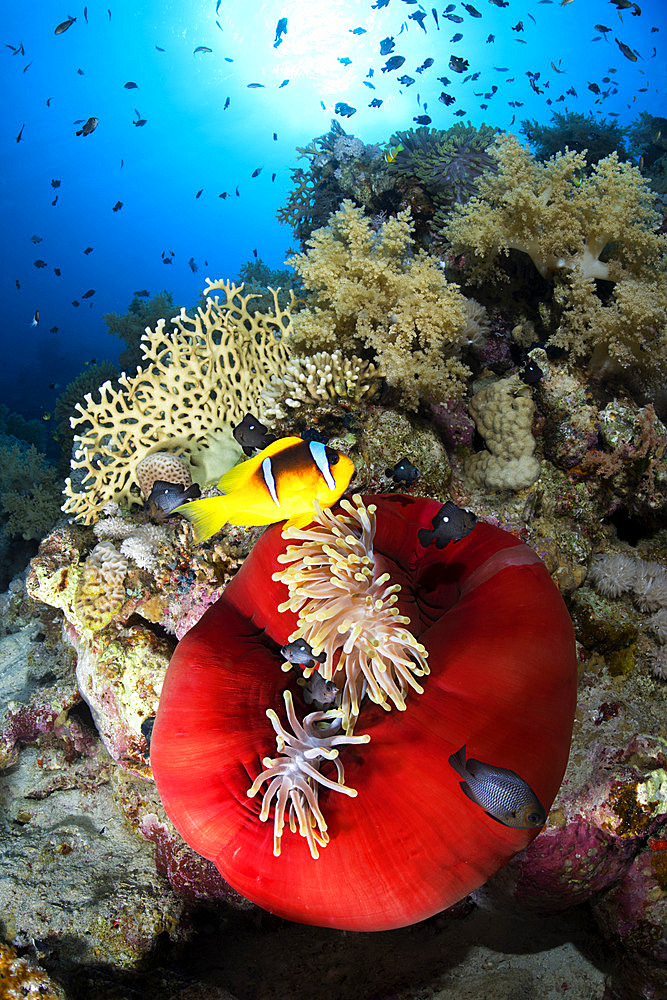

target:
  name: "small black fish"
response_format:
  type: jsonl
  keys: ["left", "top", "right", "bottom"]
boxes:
{"left": 30, "top": 234, "right": 42, "bottom": 244}
{"left": 398, "top": 74, "right": 415, "bottom": 86}
{"left": 196, "top": 188, "right": 203, "bottom": 198}
{"left": 247, "top": 82, "right": 265, "bottom": 88}
{"left": 449, "top": 55, "right": 469, "bottom": 72}
{"left": 54, "top": 267, "right": 61, "bottom": 275}
{"left": 156, "top": 45, "right": 165, "bottom": 51}
{"left": 379, "top": 35, "right": 395, "bottom": 55}
{"left": 335, "top": 101, "right": 356, "bottom": 118}
{"left": 83, "top": 246, "right": 93, "bottom": 254}
{"left": 140, "top": 716, "right": 155, "bottom": 757}
{"left": 76, "top": 116, "right": 98, "bottom": 136}
{"left": 350, "top": 26, "right": 366, "bottom": 35}
{"left": 281, "top": 639, "right": 326, "bottom": 670}
{"left": 251, "top": 166, "right": 262, "bottom": 177}
{"left": 219, "top": 191, "right": 229, "bottom": 199}
{"left": 417, "top": 501, "right": 477, "bottom": 550}
{"left": 446, "top": 13, "right": 464, "bottom": 22}
{"left": 51, "top": 178, "right": 61, "bottom": 188}
{"left": 338, "top": 56, "right": 352, "bottom": 66}
{"left": 51, "top": 196, "right": 58, "bottom": 206}
{"left": 416, "top": 57, "right": 434, "bottom": 71}
{"left": 439, "top": 92, "right": 455, "bottom": 105}
{"left": 31, "top": 310, "right": 40, "bottom": 327}
{"left": 274, "top": 16, "right": 288, "bottom": 47}
{"left": 486, "top": 33, "right": 495, "bottom": 42}
{"left": 188, "top": 256, "right": 198, "bottom": 272}
{"left": 133, "top": 289, "right": 150, "bottom": 297}
{"left": 463, "top": 3, "right": 481, "bottom": 15}
{"left": 512, "top": 20, "right": 524, "bottom": 31}
{"left": 55, "top": 16, "right": 76, "bottom": 34}
{"left": 432, "top": 7, "right": 439, "bottom": 28}
{"left": 520, "top": 360, "right": 543, "bottom": 385}
{"left": 72, "top": 300, "right": 79, "bottom": 307}
{"left": 409, "top": 10, "right": 427, "bottom": 30}
{"left": 279, "top": 78, "right": 289, "bottom": 87}
{"left": 273, "top": 132, "right": 277, "bottom": 140}
{"left": 49, "top": 327, "right": 59, "bottom": 333}
{"left": 81, "top": 288, "right": 95, "bottom": 298}
{"left": 594, "top": 24, "right": 611, "bottom": 33}
{"left": 450, "top": 32, "right": 463, "bottom": 42}
{"left": 112, "top": 200, "right": 123, "bottom": 211}
{"left": 301, "top": 672, "right": 339, "bottom": 711}
{"left": 369, "top": 98, "right": 383, "bottom": 107}
{"left": 448, "top": 745, "right": 546, "bottom": 829}
{"left": 413, "top": 114, "right": 432, "bottom": 124}
{"left": 15, "top": 279, "right": 20, "bottom": 289}
{"left": 133, "top": 117, "right": 147, "bottom": 126}
{"left": 454, "top": 109, "right": 466, "bottom": 116}
{"left": 147, "top": 480, "right": 201, "bottom": 519}
{"left": 33, "top": 259, "right": 47, "bottom": 268}
{"left": 194, "top": 45, "right": 212, "bottom": 54}
{"left": 232, "top": 413, "right": 275, "bottom": 456}
{"left": 615, "top": 37, "right": 638, "bottom": 61}
{"left": 437, "top": 75, "right": 451, "bottom": 86}
{"left": 124, "top": 81, "right": 138, "bottom": 89}
{"left": 386, "top": 458, "right": 420, "bottom": 485}
{"left": 16, "top": 123, "right": 24, "bottom": 143}
{"left": 382, "top": 55, "right": 405, "bottom": 72}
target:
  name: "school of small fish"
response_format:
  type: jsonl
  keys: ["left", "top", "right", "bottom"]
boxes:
{"left": 8, "top": 0, "right": 660, "bottom": 385}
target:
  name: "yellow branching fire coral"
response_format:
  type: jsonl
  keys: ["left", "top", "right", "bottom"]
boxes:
{"left": 443, "top": 134, "right": 667, "bottom": 379}
{"left": 274, "top": 495, "right": 429, "bottom": 733}
{"left": 287, "top": 200, "right": 472, "bottom": 409}
{"left": 62, "top": 279, "right": 293, "bottom": 524}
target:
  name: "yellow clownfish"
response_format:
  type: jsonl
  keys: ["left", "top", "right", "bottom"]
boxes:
{"left": 384, "top": 141, "right": 404, "bottom": 163}
{"left": 174, "top": 436, "right": 354, "bottom": 542}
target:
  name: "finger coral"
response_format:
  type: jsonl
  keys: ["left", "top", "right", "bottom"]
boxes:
{"left": 259, "top": 349, "right": 381, "bottom": 423}
{"left": 62, "top": 279, "right": 293, "bottom": 524}
{"left": 287, "top": 200, "right": 472, "bottom": 409}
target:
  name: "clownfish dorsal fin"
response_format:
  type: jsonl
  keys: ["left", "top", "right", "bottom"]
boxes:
{"left": 217, "top": 436, "right": 303, "bottom": 493}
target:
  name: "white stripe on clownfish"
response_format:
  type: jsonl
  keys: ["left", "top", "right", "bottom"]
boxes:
{"left": 309, "top": 440, "right": 335, "bottom": 490}
{"left": 262, "top": 455, "right": 280, "bottom": 507}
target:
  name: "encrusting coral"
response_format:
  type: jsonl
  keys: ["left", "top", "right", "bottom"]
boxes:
{"left": 62, "top": 279, "right": 293, "bottom": 524}
{"left": 287, "top": 200, "right": 472, "bottom": 409}
{"left": 443, "top": 134, "right": 667, "bottom": 384}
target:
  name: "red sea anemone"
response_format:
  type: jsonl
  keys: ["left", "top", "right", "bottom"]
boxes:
{"left": 150, "top": 493, "right": 577, "bottom": 931}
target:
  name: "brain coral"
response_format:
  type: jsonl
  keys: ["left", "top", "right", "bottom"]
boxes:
{"left": 287, "top": 200, "right": 472, "bottom": 409}
{"left": 62, "top": 280, "right": 293, "bottom": 524}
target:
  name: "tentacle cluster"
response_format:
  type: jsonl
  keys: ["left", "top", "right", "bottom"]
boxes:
{"left": 246, "top": 690, "right": 369, "bottom": 859}
{"left": 274, "top": 494, "right": 428, "bottom": 729}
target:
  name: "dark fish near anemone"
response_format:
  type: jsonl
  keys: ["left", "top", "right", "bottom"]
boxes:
{"left": 146, "top": 480, "right": 201, "bottom": 519}
{"left": 173, "top": 436, "right": 355, "bottom": 541}
{"left": 448, "top": 745, "right": 546, "bottom": 829}
{"left": 301, "top": 672, "right": 339, "bottom": 711}
{"left": 232, "top": 413, "right": 275, "bottom": 455}
{"left": 520, "top": 359, "right": 544, "bottom": 385}
{"left": 280, "top": 639, "right": 326, "bottom": 669}
{"left": 417, "top": 501, "right": 477, "bottom": 549}
{"left": 386, "top": 458, "right": 420, "bottom": 485}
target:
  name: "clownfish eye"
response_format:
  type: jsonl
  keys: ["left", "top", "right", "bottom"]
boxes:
{"left": 325, "top": 447, "right": 339, "bottom": 466}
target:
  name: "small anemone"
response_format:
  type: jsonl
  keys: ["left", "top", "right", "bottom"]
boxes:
{"left": 588, "top": 552, "right": 638, "bottom": 598}
{"left": 246, "top": 689, "right": 370, "bottom": 859}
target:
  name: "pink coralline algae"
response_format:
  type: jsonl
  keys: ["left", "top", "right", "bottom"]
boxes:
{"left": 430, "top": 398, "right": 475, "bottom": 451}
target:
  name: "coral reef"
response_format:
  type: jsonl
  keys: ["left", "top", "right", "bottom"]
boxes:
{"left": 466, "top": 375, "right": 541, "bottom": 491}
{"left": 277, "top": 121, "right": 392, "bottom": 246}
{"left": 62, "top": 279, "right": 294, "bottom": 524}
{"left": 287, "top": 200, "right": 472, "bottom": 408}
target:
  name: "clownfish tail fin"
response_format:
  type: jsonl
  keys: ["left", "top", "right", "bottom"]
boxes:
{"left": 173, "top": 495, "right": 229, "bottom": 542}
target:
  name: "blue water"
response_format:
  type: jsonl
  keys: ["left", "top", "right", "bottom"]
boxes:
{"left": 1, "top": 0, "right": 665, "bottom": 421}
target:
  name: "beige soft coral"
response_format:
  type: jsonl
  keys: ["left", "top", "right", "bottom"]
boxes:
{"left": 287, "top": 200, "right": 472, "bottom": 409}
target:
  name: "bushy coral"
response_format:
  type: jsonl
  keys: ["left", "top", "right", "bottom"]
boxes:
{"left": 259, "top": 349, "right": 381, "bottom": 423}
{"left": 287, "top": 200, "right": 471, "bottom": 408}
{"left": 387, "top": 123, "right": 498, "bottom": 220}
{"left": 520, "top": 111, "right": 630, "bottom": 167}
{"left": 443, "top": 134, "right": 667, "bottom": 387}
{"left": 62, "top": 279, "right": 293, "bottom": 524}
{"left": 0, "top": 434, "right": 63, "bottom": 541}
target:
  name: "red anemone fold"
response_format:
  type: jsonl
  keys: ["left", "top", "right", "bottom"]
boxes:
{"left": 150, "top": 494, "right": 577, "bottom": 931}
